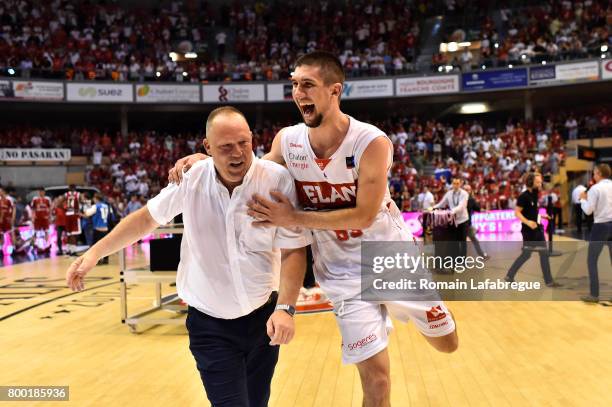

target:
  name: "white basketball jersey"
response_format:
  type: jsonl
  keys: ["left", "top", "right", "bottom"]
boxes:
{"left": 281, "top": 116, "right": 412, "bottom": 303}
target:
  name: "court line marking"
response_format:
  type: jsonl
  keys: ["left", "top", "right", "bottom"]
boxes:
{"left": 0, "top": 281, "right": 120, "bottom": 321}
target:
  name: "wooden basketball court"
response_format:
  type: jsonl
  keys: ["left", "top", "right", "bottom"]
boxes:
{"left": 1, "top": 243, "right": 611, "bottom": 406}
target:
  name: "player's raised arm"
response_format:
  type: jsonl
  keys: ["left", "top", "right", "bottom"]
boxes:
{"left": 249, "top": 136, "right": 390, "bottom": 230}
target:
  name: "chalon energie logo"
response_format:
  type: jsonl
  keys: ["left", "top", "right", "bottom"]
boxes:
{"left": 137, "top": 84, "right": 151, "bottom": 97}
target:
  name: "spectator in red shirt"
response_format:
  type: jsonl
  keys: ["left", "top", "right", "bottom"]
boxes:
{"left": 0, "top": 187, "right": 16, "bottom": 252}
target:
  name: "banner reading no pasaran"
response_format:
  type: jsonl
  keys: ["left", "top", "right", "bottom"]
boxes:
{"left": 0, "top": 148, "right": 71, "bottom": 161}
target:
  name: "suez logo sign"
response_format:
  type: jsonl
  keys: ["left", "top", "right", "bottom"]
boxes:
{"left": 345, "top": 333, "right": 378, "bottom": 351}
{"left": 78, "top": 87, "right": 124, "bottom": 97}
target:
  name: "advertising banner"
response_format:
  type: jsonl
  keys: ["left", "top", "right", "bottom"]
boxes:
{"left": 13, "top": 81, "right": 64, "bottom": 100}
{"left": 602, "top": 59, "right": 612, "bottom": 80}
{"left": 202, "top": 84, "right": 265, "bottom": 103}
{"left": 266, "top": 83, "right": 293, "bottom": 102}
{"left": 529, "top": 65, "right": 557, "bottom": 85}
{"left": 402, "top": 209, "right": 548, "bottom": 238}
{"left": 0, "top": 80, "right": 13, "bottom": 98}
{"left": 66, "top": 83, "right": 133, "bottom": 102}
{"left": 135, "top": 84, "right": 200, "bottom": 103}
{"left": 396, "top": 75, "right": 459, "bottom": 96}
{"left": 0, "top": 148, "right": 71, "bottom": 161}
{"left": 342, "top": 79, "right": 393, "bottom": 99}
{"left": 555, "top": 60, "right": 599, "bottom": 81}
{"left": 462, "top": 68, "right": 528, "bottom": 91}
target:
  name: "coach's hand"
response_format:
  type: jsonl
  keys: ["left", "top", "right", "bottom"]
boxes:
{"left": 168, "top": 153, "right": 208, "bottom": 184}
{"left": 66, "top": 254, "right": 98, "bottom": 292}
{"left": 248, "top": 191, "right": 297, "bottom": 228}
{"left": 267, "top": 310, "right": 295, "bottom": 346}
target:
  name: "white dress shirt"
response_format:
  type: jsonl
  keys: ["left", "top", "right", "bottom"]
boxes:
{"left": 147, "top": 157, "right": 312, "bottom": 319}
{"left": 571, "top": 185, "right": 586, "bottom": 205}
{"left": 433, "top": 188, "right": 469, "bottom": 225}
{"left": 580, "top": 179, "right": 612, "bottom": 223}
{"left": 418, "top": 191, "right": 435, "bottom": 210}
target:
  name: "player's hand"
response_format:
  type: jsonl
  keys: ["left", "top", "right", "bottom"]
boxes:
{"left": 527, "top": 220, "right": 538, "bottom": 229}
{"left": 266, "top": 310, "right": 295, "bottom": 346}
{"left": 66, "top": 254, "right": 98, "bottom": 292}
{"left": 167, "top": 153, "right": 208, "bottom": 185}
{"left": 579, "top": 191, "right": 587, "bottom": 200}
{"left": 247, "top": 192, "right": 297, "bottom": 228}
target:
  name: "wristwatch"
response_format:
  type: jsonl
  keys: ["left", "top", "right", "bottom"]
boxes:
{"left": 275, "top": 304, "right": 296, "bottom": 317}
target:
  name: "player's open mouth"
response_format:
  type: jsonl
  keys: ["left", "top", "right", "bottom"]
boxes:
{"left": 229, "top": 161, "right": 244, "bottom": 168}
{"left": 301, "top": 104, "right": 315, "bottom": 117}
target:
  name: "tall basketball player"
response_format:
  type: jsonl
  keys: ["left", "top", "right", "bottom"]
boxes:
{"left": 30, "top": 187, "right": 52, "bottom": 251}
{"left": 169, "top": 52, "right": 458, "bottom": 407}
{"left": 64, "top": 184, "right": 82, "bottom": 255}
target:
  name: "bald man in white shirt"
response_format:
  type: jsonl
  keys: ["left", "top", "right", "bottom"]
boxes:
{"left": 66, "top": 107, "right": 312, "bottom": 407}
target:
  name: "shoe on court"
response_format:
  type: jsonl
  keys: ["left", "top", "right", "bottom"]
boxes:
{"left": 504, "top": 276, "right": 514, "bottom": 283}
{"left": 546, "top": 281, "right": 563, "bottom": 288}
{"left": 580, "top": 295, "right": 599, "bottom": 303}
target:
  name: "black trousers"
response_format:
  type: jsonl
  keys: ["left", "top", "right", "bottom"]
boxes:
{"left": 587, "top": 221, "right": 612, "bottom": 297}
{"left": 302, "top": 245, "right": 316, "bottom": 288}
{"left": 56, "top": 226, "right": 65, "bottom": 253}
{"left": 506, "top": 227, "right": 553, "bottom": 284}
{"left": 93, "top": 229, "right": 108, "bottom": 263}
{"left": 574, "top": 204, "right": 583, "bottom": 232}
{"left": 452, "top": 221, "right": 468, "bottom": 258}
{"left": 186, "top": 292, "right": 279, "bottom": 407}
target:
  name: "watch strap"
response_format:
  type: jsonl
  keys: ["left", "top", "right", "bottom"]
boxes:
{"left": 275, "top": 304, "right": 295, "bottom": 316}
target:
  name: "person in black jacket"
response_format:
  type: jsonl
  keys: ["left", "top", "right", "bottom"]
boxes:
{"left": 464, "top": 184, "right": 488, "bottom": 259}
{"left": 504, "top": 173, "right": 562, "bottom": 287}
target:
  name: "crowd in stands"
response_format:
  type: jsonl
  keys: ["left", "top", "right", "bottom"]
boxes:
{"left": 1, "top": 0, "right": 216, "bottom": 82}
{"left": 432, "top": 0, "right": 609, "bottom": 72}
{"left": 0, "top": 0, "right": 434, "bottom": 82}
{"left": 1, "top": 0, "right": 608, "bottom": 82}
{"left": 229, "top": 0, "right": 429, "bottom": 81}
{"left": 4, "top": 108, "right": 610, "bottom": 221}
{"left": 2, "top": 0, "right": 456, "bottom": 82}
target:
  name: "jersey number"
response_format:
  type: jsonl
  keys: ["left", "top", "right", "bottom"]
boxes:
{"left": 334, "top": 229, "right": 363, "bottom": 241}
{"left": 99, "top": 207, "right": 109, "bottom": 222}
